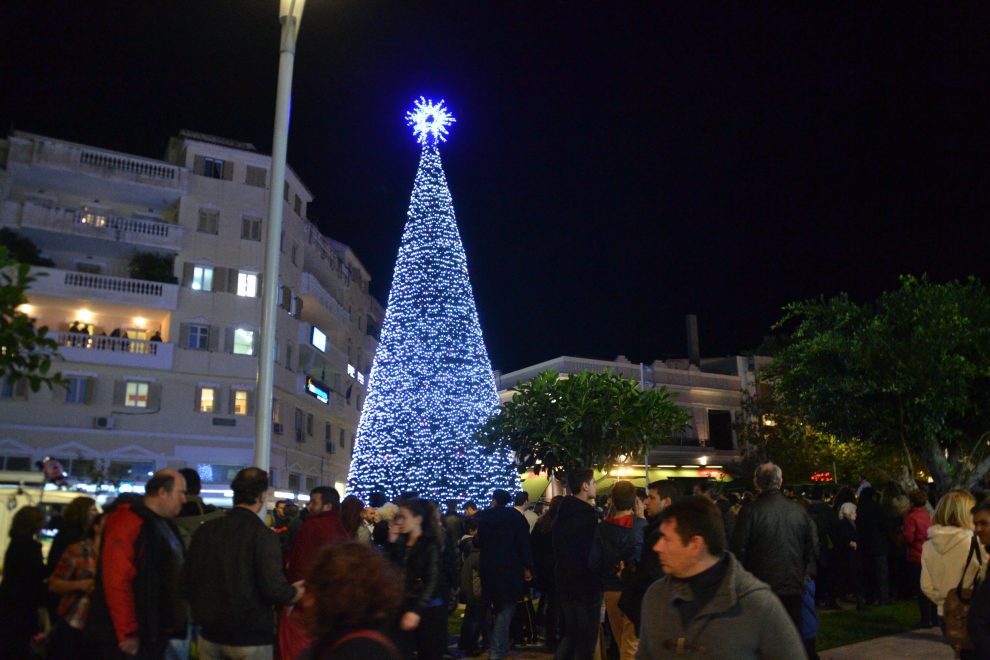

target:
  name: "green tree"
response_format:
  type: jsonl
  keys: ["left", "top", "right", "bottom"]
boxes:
{"left": 129, "top": 251, "right": 177, "bottom": 284}
{"left": 0, "top": 246, "right": 63, "bottom": 390}
{"left": 768, "top": 275, "right": 990, "bottom": 491}
{"left": 476, "top": 370, "right": 691, "bottom": 480}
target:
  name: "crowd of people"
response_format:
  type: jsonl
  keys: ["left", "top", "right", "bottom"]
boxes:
{"left": 5, "top": 463, "right": 990, "bottom": 659}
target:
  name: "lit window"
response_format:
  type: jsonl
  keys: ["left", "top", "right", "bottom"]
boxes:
{"left": 125, "top": 382, "right": 149, "bottom": 408}
{"left": 192, "top": 266, "right": 213, "bottom": 292}
{"left": 80, "top": 210, "right": 107, "bottom": 227}
{"left": 237, "top": 272, "right": 258, "bottom": 298}
{"left": 188, "top": 325, "right": 210, "bottom": 350}
{"left": 233, "top": 328, "right": 254, "bottom": 355}
{"left": 199, "top": 387, "right": 215, "bottom": 413}
{"left": 233, "top": 390, "right": 249, "bottom": 415}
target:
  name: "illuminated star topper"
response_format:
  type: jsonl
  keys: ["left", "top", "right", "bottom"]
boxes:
{"left": 405, "top": 96, "right": 456, "bottom": 145}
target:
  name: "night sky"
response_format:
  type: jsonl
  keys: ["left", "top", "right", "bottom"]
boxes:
{"left": 2, "top": 2, "right": 988, "bottom": 372}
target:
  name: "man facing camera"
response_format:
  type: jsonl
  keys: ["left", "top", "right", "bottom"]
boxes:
{"left": 637, "top": 496, "right": 806, "bottom": 660}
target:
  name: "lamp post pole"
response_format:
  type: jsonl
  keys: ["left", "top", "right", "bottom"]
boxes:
{"left": 254, "top": 0, "right": 306, "bottom": 471}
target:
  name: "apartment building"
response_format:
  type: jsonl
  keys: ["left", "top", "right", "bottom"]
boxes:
{"left": 0, "top": 130, "right": 381, "bottom": 494}
{"left": 495, "top": 353, "right": 771, "bottom": 478}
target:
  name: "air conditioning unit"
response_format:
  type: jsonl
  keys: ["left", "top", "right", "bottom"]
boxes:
{"left": 94, "top": 416, "right": 115, "bottom": 430}
{"left": 273, "top": 423, "right": 285, "bottom": 435}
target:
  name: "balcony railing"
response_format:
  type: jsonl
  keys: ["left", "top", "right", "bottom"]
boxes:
{"left": 300, "top": 272, "right": 351, "bottom": 325}
{"left": 3, "top": 200, "right": 183, "bottom": 251}
{"left": 53, "top": 332, "right": 174, "bottom": 370}
{"left": 18, "top": 137, "right": 186, "bottom": 191}
{"left": 28, "top": 267, "right": 179, "bottom": 310}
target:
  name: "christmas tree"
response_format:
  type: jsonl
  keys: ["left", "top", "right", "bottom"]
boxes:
{"left": 346, "top": 98, "right": 518, "bottom": 502}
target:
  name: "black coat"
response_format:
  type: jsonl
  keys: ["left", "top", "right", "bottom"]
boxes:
{"left": 855, "top": 497, "right": 889, "bottom": 557}
{"left": 530, "top": 522, "right": 555, "bottom": 592}
{"left": 619, "top": 516, "right": 664, "bottom": 631}
{"left": 552, "top": 496, "right": 601, "bottom": 598}
{"left": 386, "top": 536, "right": 442, "bottom": 614}
{"left": 968, "top": 547, "right": 990, "bottom": 656}
{"left": 475, "top": 506, "right": 533, "bottom": 606}
{"left": 730, "top": 489, "right": 817, "bottom": 596}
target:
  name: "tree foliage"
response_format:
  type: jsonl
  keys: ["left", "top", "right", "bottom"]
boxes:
{"left": 476, "top": 370, "right": 691, "bottom": 479}
{"left": 0, "top": 246, "right": 63, "bottom": 391}
{"left": 767, "top": 275, "right": 990, "bottom": 491}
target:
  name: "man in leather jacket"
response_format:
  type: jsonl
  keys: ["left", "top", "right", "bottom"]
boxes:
{"left": 731, "top": 463, "right": 817, "bottom": 638}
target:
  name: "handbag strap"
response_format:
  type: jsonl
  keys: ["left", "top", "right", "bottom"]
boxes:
{"left": 957, "top": 536, "right": 982, "bottom": 593}
{"left": 324, "top": 630, "right": 401, "bottom": 660}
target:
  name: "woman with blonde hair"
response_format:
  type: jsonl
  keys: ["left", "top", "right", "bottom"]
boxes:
{"left": 920, "top": 491, "right": 982, "bottom": 622}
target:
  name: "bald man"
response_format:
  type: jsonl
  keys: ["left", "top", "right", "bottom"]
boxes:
{"left": 87, "top": 469, "right": 188, "bottom": 658}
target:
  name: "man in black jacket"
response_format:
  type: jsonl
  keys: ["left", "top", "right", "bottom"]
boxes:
{"left": 552, "top": 469, "right": 602, "bottom": 660}
{"left": 967, "top": 501, "right": 990, "bottom": 655}
{"left": 731, "top": 463, "right": 816, "bottom": 647}
{"left": 181, "top": 468, "right": 303, "bottom": 658}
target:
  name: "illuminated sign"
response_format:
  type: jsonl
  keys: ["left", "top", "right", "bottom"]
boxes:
{"left": 357, "top": 372, "right": 365, "bottom": 385}
{"left": 310, "top": 326, "right": 327, "bottom": 352}
{"left": 305, "top": 377, "right": 330, "bottom": 404}
{"left": 347, "top": 364, "right": 356, "bottom": 378}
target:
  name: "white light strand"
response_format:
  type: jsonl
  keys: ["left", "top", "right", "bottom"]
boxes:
{"left": 405, "top": 97, "right": 457, "bottom": 146}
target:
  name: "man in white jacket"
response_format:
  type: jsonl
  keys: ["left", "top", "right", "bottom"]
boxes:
{"left": 921, "top": 491, "right": 982, "bottom": 617}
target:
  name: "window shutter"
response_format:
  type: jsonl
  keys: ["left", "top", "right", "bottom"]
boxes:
{"left": 84, "top": 377, "right": 94, "bottom": 404}
{"left": 251, "top": 331, "right": 259, "bottom": 356}
{"left": 147, "top": 384, "right": 162, "bottom": 412}
{"left": 255, "top": 272, "right": 263, "bottom": 297}
{"left": 193, "top": 386, "right": 201, "bottom": 412}
{"left": 241, "top": 217, "right": 250, "bottom": 239}
{"left": 208, "top": 325, "right": 220, "bottom": 352}
{"left": 246, "top": 391, "right": 255, "bottom": 416}
{"left": 229, "top": 389, "right": 236, "bottom": 415}
{"left": 280, "top": 286, "right": 291, "bottom": 311}
{"left": 178, "top": 323, "right": 190, "bottom": 349}
{"left": 224, "top": 327, "right": 235, "bottom": 354}
{"left": 182, "top": 262, "right": 195, "bottom": 286}
{"left": 227, "top": 269, "right": 239, "bottom": 294}
{"left": 193, "top": 155, "right": 206, "bottom": 176}
{"left": 293, "top": 297, "right": 303, "bottom": 317}
{"left": 113, "top": 380, "right": 126, "bottom": 406}
{"left": 222, "top": 160, "right": 234, "bottom": 181}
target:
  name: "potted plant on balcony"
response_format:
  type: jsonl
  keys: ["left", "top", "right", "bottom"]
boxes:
{"left": 128, "top": 252, "right": 178, "bottom": 284}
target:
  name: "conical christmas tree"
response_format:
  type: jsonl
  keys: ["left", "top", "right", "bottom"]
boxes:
{"left": 347, "top": 98, "right": 517, "bottom": 502}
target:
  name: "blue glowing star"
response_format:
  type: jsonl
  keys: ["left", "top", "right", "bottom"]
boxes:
{"left": 405, "top": 96, "right": 456, "bottom": 145}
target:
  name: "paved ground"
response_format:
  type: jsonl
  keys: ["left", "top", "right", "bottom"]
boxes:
{"left": 819, "top": 627, "right": 953, "bottom": 660}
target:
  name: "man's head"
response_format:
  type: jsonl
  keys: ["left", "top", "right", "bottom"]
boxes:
{"left": 465, "top": 517, "right": 479, "bottom": 536}
{"left": 567, "top": 469, "right": 597, "bottom": 501}
{"left": 753, "top": 463, "right": 783, "bottom": 492}
{"left": 653, "top": 496, "right": 727, "bottom": 578}
{"left": 611, "top": 480, "right": 636, "bottom": 512}
{"left": 646, "top": 480, "right": 680, "bottom": 518}
{"left": 144, "top": 469, "right": 187, "bottom": 518}
{"left": 308, "top": 486, "right": 340, "bottom": 515}
{"left": 513, "top": 491, "right": 529, "bottom": 508}
{"left": 179, "top": 467, "right": 202, "bottom": 497}
{"left": 693, "top": 480, "right": 717, "bottom": 500}
{"left": 973, "top": 502, "right": 990, "bottom": 547}
{"left": 275, "top": 500, "right": 287, "bottom": 514}
{"left": 446, "top": 499, "right": 459, "bottom": 515}
{"left": 231, "top": 467, "right": 269, "bottom": 508}
{"left": 492, "top": 489, "right": 512, "bottom": 507}
{"left": 463, "top": 500, "right": 478, "bottom": 517}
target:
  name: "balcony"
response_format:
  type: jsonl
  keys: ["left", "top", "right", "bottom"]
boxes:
{"left": 53, "top": 332, "right": 174, "bottom": 370}
{"left": 1, "top": 200, "right": 183, "bottom": 252}
{"left": 6, "top": 133, "right": 188, "bottom": 207}
{"left": 300, "top": 272, "right": 350, "bottom": 325}
{"left": 28, "top": 267, "right": 179, "bottom": 310}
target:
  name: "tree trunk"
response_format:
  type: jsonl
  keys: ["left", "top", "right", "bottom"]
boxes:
{"left": 918, "top": 438, "right": 953, "bottom": 493}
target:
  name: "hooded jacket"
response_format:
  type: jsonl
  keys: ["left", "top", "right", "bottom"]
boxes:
{"left": 635, "top": 552, "right": 806, "bottom": 660}
{"left": 589, "top": 515, "right": 646, "bottom": 592}
{"left": 903, "top": 506, "right": 932, "bottom": 563}
{"left": 921, "top": 524, "right": 982, "bottom": 615}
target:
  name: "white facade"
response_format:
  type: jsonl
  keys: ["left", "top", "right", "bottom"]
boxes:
{"left": 0, "top": 130, "right": 382, "bottom": 493}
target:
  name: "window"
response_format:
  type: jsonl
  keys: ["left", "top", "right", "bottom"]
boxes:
{"left": 125, "top": 382, "right": 149, "bottom": 408}
{"left": 232, "top": 328, "right": 255, "bottom": 355}
{"left": 1, "top": 456, "right": 32, "bottom": 471}
{"left": 291, "top": 243, "right": 299, "bottom": 266}
{"left": 245, "top": 165, "right": 267, "bottom": 188}
{"left": 0, "top": 377, "right": 27, "bottom": 399}
{"left": 288, "top": 473, "right": 301, "bottom": 490}
{"left": 241, "top": 216, "right": 262, "bottom": 241}
{"left": 305, "top": 475, "right": 318, "bottom": 491}
{"left": 108, "top": 461, "right": 155, "bottom": 481}
{"left": 285, "top": 343, "right": 293, "bottom": 371}
{"left": 272, "top": 399, "right": 281, "bottom": 424}
{"left": 294, "top": 407, "right": 303, "bottom": 432}
{"left": 198, "top": 387, "right": 216, "bottom": 413}
{"left": 233, "top": 389, "right": 249, "bottom": 415}
{"left": 203, "top": 157, "right": 225, "bottom": 179}
{"left": 237, "top": 272, "right": 258, "bottom": 297}
{"left": 188, "top": 324, "right": 210, "bottom": 350}
{"left": 294, "top": 195, "right": 302, "bottom": 216}
{"left": 197, "top": 209, "right": 219, "bottom": 234}
{"left": 325, "top": 422, "right": 332, "bottom": 441}
{"left": 306, "top": 413, "right": 314, "bottom": 436}
{"left": 283, "top": 181, "right": 290, "bottom": 201}
{"left": 339, "top": 429, "right": 345, "bottom": 448}
{"left": 191, "top": 266, "right": 213, "bottom": 292}
{"left": 79, "top": 210, "right": 107, "bottom": 227}
{"left": 64, "top": 376, "right": 91, "bottom": 404}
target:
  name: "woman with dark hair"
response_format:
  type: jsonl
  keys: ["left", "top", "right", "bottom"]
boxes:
{"left": 47, "top": 495, "right": 97, "bottom": 574}
{"left": 301, "top": 542, "right": 403, "bottom": 659}
{"left": 47, "top": 512, "right": 105, "bottom": 658}
{"left": 341, "top": 495, "right": 371, "bottom": 543}
{"left": 0, "top": 506, "right": 47, "bottom": 657}
{"left": 903, "top": 489, "right": 936, "bottom": 627}
{"left": 386, "top": 497, "right": 445, "bottom": 659}
{"left": 531, "top": 495, "right": 563, "bottom": 651}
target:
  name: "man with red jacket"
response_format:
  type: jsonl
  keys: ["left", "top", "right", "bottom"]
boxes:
{"left": 280, "top": 485, "right": 348, "bottom": 659}
{"left": 86, "top": 469, "right": 187, "bottom": 658}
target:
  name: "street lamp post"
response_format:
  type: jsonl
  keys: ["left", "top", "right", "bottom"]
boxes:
{"left": 254, "top": 0, "right": 306, "bottom": 471}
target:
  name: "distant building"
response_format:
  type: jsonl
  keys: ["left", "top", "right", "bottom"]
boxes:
{"left": 495, "top": 353, "right": 772, "bottom": 478}
{"left": 0, "top": 130, "right": 383, "bottom": 496}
